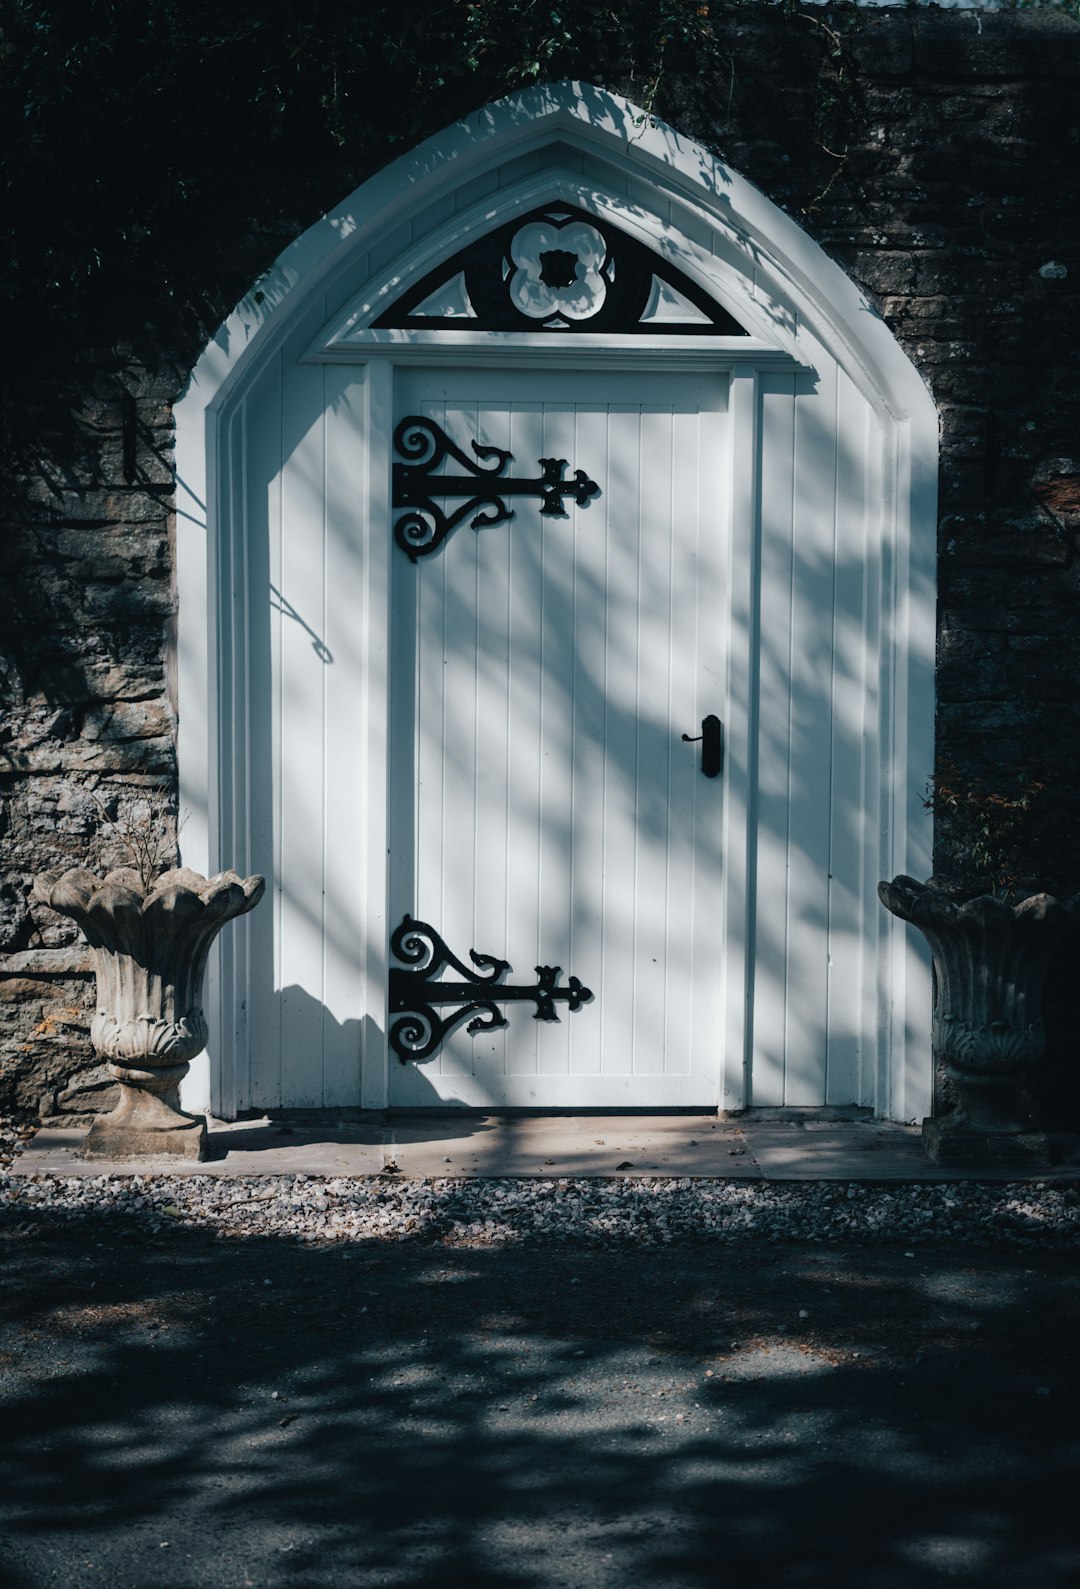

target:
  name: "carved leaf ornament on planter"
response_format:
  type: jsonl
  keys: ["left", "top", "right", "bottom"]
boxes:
{"left": 34, "top": 866, "right": 264, "bottom": 1160}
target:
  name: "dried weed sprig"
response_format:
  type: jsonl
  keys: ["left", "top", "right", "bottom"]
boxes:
{"left": 88, "top": 788, "right": 186, "bottom": 892}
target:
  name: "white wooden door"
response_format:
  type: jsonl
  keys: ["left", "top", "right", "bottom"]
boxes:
{"left": 387, "top": 367, "right": 731, "bottom": 1107}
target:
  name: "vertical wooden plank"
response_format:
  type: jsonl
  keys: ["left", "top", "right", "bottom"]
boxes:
{"left": 504, "top": 399, "right": 545, "bottom": 1081}
{"left": 686, "top": 380, "right": 729, "bottom": 1093}
{"left": 535, "top": 397, "right": 575, "bottom": 1080}
{"left": 212, "top": 402, "right": 246, "bottom": 1114}
{"left": 752, "top": 374, "right": 796, "bottom": 1106}
{"left": 632, "top": 405, "right": 675, "bottom": 1077}
{"left": 245, "top": 351, "right": 284, "bottom": 1109}
{"left": 599, "top": 402, "right": 641, "bottom": 1078}
{"left": 391, "top": 388, "right": 448, "bottom": 1086}
{"left": 321, "top": 366, "right": 368, "bottom": 1105}
{"left": 568, "top": 397, "right": 609, "bottom": 1079}
{"left": 231, "top": 383, "right": 279, "bottom": 1115}
{"left": 859, "top": 406, "right": 885, "bottom": 1114}
{"left": 783, "top": 358, "right": 839, "bottom": 1104}
{"left": 438, "top": 396, "right": 486, "bottom": 1084}
{"left": 386, "top": 380, "right": 431, "bottom": 1106}
{"left": 360, "top": 360, "right": 394, "bottom": 1109}
{"left": 471, "top": 397, "right": 513, "bottom": 1083}
{"left": 663, "top": 399, "right": 698, "bottom": 1083}
{"left": 825, "top": 371, "right": 870, "bottom": 1105}
{"left": 721, "top": 369, "right": 758, "bottom": 1113}
{"left": 277, "top": 358, "right": 328, "bottom": 1106}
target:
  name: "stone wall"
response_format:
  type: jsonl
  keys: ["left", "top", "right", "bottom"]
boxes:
{"left": 2, "top": 4, "right": 1079, "bottom": 1121}
{"left": 1, "top": 359, "right": 181, "bottom": 1117}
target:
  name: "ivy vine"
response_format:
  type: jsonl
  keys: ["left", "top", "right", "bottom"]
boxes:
{"left": 1, "top": 0, "right": 1074, "bottom": 471}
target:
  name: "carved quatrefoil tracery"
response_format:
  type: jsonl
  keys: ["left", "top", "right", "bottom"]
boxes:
{"left": 374, "top": 203, "right": 747, "bottom": 336}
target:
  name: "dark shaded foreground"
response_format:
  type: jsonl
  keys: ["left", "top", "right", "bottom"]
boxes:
{"left": 0, "top": 1210, "right": 1077, "bottom": 1588}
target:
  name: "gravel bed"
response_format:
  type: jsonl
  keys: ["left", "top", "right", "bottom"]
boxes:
{"left": 0, "top": 1116, "right": 35, "bottom": 1173}
{"left": 3, "top": 1114, "right": 1078, "bottom": 1247}
{"left": 3, "top": 1160, "right": 1079, "bottom": 1247}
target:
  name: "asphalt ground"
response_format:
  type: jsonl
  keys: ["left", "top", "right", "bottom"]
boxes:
{"left": 1, "top": 1206, "right": 1078, "bottom": 1589}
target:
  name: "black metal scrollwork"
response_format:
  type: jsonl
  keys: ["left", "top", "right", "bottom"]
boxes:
{"left": 392, "top": 415, "right": 599, "bottom": 560}
{"left": 374, "top": 202, "right": 749, "bottom": 337}
{"left": 388, "top": 914, "right": 592, "bottom": 1063}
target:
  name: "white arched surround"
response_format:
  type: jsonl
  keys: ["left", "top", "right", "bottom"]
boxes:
{"left": 175, "top": 81, "right": 936, "bottom": 1122}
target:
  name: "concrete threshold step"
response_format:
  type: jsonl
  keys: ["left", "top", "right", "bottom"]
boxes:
{"left": 13, "top": 1114, "right": 1080, "bottom": 1182}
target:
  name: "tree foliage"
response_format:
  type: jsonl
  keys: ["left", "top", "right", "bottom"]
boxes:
{"left": 0, "top": 0, "right": 737, "bottom": 463}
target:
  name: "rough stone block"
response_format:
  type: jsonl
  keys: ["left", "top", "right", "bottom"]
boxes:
{"left": 50, "top": 1060, "right": 121, "bottom": 1120}
{"left": 6, "top": 735, "right": 176, "bottom": 777}
{"left": 0, "top": 884, "right": 31, "bottom": 951}
{"left": 848, "top": 12, "right": 915, "bottom": 81}
{"left": 0, "top": 947, "right": 94, "bottom": 974}
{"left": 81, "top": 699, "right": 172, "bottom": 743}
{"left": 84, "top": 1104, "right": 207, "bottom": 1162}
{"left": 923, "top": 1118, "right": 1050, "bottom": 1170}
{"left": 913, "top": 9, "right": 1080, "bottom": 85}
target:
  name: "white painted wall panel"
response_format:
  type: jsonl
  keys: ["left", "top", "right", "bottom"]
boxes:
{"left": 233, "top": 353, "right": 368, "bottom": 1110}
{"left": 751, "top": 363, "right": 878, "bottom": 1107}
{"left": 240, "top": 354, "right": 284, "bottom": 1111}
{"left": 754, "top": 373, "right": 796, "bottom": 1105}
{"left": 321, "top": 368, "right": 369, "bottom": 1104}
{"left": 276, "top": 358, "right": 328, "bottom": 1107}
{"left": 784, "top": 356, "right": 838, "bottom": 1105}
{"left": 826, "top": 369, "right": 874, "bottom": 1105}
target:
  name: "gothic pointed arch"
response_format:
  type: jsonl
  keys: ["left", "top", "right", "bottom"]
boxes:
{"left": 175, "top": 81, "right": 936, "bottom": 1124}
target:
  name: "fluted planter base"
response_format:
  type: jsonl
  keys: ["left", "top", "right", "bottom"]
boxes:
{"left": 922, "top": 1118, "right": 1050, "bottom": 1169}
{"left": 85, "top": 1083, "right": 207, "bottom": 1161}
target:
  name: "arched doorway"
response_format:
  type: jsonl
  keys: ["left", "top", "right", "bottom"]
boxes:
{"left": 175, "top": 82, "right": 936, "bottom": 1121}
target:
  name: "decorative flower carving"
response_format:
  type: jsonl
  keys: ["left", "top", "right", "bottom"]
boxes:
{"left": 507, "top": 219, "right": 609, "bottom": 322}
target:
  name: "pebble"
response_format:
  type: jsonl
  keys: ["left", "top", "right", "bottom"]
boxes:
{"left": 0, "top": 1175, "right": 1073, "bottom": 1245}
{"left": 1, "top": 1118, "right": 1078, "bottom": 1250}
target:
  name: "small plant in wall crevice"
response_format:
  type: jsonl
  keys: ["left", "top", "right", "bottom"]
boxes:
{"left": 922, "top": 762, "right": 1053, "bottom": 903}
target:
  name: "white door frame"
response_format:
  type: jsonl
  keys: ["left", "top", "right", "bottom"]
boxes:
{"left": 342, "top": 351, "right": 780, "bottom": 1111}
{"left": 174, "top": 81, "right": 936, "bottom": 1122}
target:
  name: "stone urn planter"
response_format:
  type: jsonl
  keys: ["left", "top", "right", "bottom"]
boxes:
{"left": 33, "top": 866, "right": 265, "bottom": 1161}
{"left": 879, "top": 875, "right": 1079, "bottom": 1167}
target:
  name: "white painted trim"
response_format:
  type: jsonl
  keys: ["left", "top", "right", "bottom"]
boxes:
{"left": 308, "top": 334, "right": 801, "bottom": 371}
{"left": 174, "top": 80, "right": 936, "bottom": 1120}
{"left": 307, "top": 172, "right": 798, "bottom": 358}
{"left": 723, "top": 369, "right": 761, "bottom": 1111}
{"left": 358, "top": 360, "right": 394, "bottom": 1110}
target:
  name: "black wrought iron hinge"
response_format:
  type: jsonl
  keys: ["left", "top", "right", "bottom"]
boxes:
{"left": 392, "top": 415, "right": 599, "bottom": 560}
{"left": 388, "top": 915, "right": 592, "bottom": 1062}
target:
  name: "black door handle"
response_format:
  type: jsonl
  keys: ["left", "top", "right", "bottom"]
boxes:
{"left": 681, "top": 715, "right": 723, "bottom": 778}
